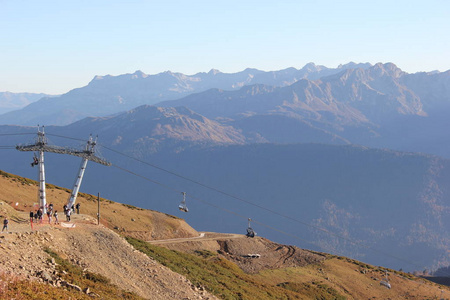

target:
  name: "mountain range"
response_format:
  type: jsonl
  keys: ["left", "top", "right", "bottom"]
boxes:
{"left": 0, "top": 91, "right": 50, "bottom": 115}
{"left": 159, "top": 63, "right": 450, "bottom": 156}
{"left": 2, "top": 62, "right": 450, "bottom": 157}
{"left": 0, "top": 62, "right": 372, "bottom": 126}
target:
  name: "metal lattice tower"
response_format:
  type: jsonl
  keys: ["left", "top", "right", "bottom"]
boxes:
{"left": 16, "top": 126, "right": 111, "bottom": 212}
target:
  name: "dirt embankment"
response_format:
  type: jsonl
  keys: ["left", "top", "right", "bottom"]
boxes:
{"left": 153, "top": 232, "right": 326, "bottom": 274}
{"left": 216, "top": 237, "right": 326, "bottom": 273}
{"left": 0, "top": 206, "right": 217, "bottom": 300}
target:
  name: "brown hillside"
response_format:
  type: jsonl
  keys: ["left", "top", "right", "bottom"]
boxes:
{"left": 0, "top": 170, "right": 198, "bottom": 240}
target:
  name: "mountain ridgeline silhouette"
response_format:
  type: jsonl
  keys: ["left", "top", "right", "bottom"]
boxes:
{"left": 0, "top": 92, "right": 50, "bottom": 115}
{"left": 0, "top": 62, "right": 373, "bottom": 126}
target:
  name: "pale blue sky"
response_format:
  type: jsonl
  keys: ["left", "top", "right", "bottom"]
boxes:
{"left": 1, "top": 0, "right": 449, "bottom": 94}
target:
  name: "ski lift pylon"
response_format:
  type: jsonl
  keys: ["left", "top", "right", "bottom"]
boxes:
{"left": 178, "top": 192, "right": 188, "bottom": 212}
{"left": 246, "top": 218, "right": 256, "bottom": 238}
{"left": 380, "top": 270, "right": 391, "bottom": 289}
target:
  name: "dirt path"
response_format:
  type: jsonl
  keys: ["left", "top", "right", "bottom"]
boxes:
{"left": 0, "top": 208, "right": 218, "bottom": 300}
{"left": 148, "top": 232, "right": 244, "bottom": 245}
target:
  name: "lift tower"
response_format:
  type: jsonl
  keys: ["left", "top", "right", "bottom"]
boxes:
{"left": 16, "top": 126, "right": 74, "bottom": 213}
{"left": 66, "top": 135, "right": 111, "bottom": 209}
{"left": 16, "top": 127, "right": 111, "bottom": 213}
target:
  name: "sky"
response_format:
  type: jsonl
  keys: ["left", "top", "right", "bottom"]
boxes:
{"left": 1, "top": 0, "right": 449, "bottom": 94}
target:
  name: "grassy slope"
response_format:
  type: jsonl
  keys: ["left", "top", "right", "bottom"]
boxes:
{"left": 127, "top": 237, "right": 319, "bottom": 299}
{"left": 129, "top": 237, "right": 450, "bottom": 299}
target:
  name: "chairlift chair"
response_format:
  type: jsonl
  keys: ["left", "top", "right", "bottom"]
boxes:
{"left": 178, "top": 192, "right": 188, "bottom": 212}
{"left": 31, "top": 153, "right": 39, "bottom": 167}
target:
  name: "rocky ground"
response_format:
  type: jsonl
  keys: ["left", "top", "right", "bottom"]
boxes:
{"left": 0, "top": 205, "right": 217, "bottom": 300}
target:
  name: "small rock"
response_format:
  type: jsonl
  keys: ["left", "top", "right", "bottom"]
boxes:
{"left": 88, "top": 292, "right": 100, "bottom": 298}
{"left": 40, "top": 270, "right": 53, "bottom": 282}
{"left": 83, "top": 287, "right": 90, "bottom": 294}
{"left": 66, "top": 282, "right": 82, "bottom": 292}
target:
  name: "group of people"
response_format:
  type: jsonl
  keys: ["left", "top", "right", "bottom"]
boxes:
{"left": 30, "top": 204, "right": 58, "bottom": 225}
{"left": 63, "top": 203, "right": 81, "bottom": 221}
{"left": 29, "top": 202, "right": 81, "bottom": 225}
{"left": 2, "top": 202, "right": 82, "bottom": 233}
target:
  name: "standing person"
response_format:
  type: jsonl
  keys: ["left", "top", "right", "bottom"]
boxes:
{"left": 29, "top": 211, "right": 34, "bottom": 223}
{"left": 66, "top": 209, "right": 71, "bottom": 222}
{"left": 54, "top": 211, "right": 59, "bottom": 225}
{"left": 2, "top": 217, "right": 8, "bottom": 232}
{"left": 47, "top": 205, "right": 53, "bottom": 223}
{"left": 37, "top": 208, "right": 43, "bottom": 224}
{"left": 75, "top": 203, "right": 80, "bottom": 214}
{"left": 46, "top": 209, "right": 51, "bottom": 223}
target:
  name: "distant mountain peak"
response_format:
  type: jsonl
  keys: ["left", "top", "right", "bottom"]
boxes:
{"left": 372, "top": 62, "right": 404, "bottom": 78}
{"left": 208, "top": 69, "right": 221, "bottom": 75}
{"left": 338, "top": 62, "right": 372, "bottom": 70}
{"left": 132, "top": 70, "right": 148, "bottom": 79}
{"left": 92, "top": 75, "right": 105, "bottom": 81}
{"left": 302, "top": 62, "right": 318, "bottom": 71}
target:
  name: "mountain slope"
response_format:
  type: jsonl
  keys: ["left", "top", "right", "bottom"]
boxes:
{"left": 61, "top": 105, "right": 246, "bottom": 154}
{"left": 0, "top": 91, "right": 50, "bottom": 114}
{"left": 159, "top": 63, "right": 450, "bottom": 154}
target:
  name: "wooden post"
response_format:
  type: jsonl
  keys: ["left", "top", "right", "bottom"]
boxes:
{"left": 97, "top": 192, "right": 100, "bottom": 225}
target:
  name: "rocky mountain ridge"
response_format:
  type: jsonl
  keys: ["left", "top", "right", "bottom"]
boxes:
{"left": 159, "top": 63, "right": 450, "bottom": 156}
{"left": 0, "top": 62, "right": 374, "bottom": 125}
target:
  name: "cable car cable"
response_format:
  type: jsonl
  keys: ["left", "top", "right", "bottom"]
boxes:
{"left": 99, "top": 144, "right": 351, "bottom": 237}
{"left": 46, "top": 133, "right": 87, "bottom": 142}
{"left": 112, "top": 162, "right": 347, "bottom": 256}
{"left": 0, "top": 133, "right": 36, "bottom": 136}
{"left": 110, "top": 161, "right": 434, "bottom": 272}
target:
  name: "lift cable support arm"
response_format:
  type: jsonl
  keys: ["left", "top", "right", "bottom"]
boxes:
{"left": 66, "top": 135, "right": 111, "bottom": 209}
